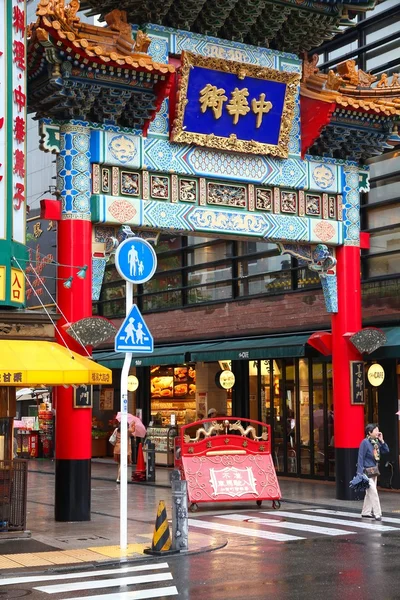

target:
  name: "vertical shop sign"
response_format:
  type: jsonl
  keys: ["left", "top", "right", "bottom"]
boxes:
{"left": 11, "top": 0, "right": 26, "bottom": 245}
{"left": 350, "top": 361, "right": 365, "bottom": 405}
{"left": 0, "top": 4, "right": 6, "bottom": 241}
{"left": 0, "top": 0, "right": 27, "bottom": 307}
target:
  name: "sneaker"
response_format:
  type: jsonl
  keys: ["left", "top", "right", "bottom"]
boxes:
{"left": 361, "top": 514, "right": 374, "bottom": 518}
{"left": 375, "top": 516, "right": 382, "bottom": 521}
{"left": 116, "top": 479, "right": 120, "bottom": 483}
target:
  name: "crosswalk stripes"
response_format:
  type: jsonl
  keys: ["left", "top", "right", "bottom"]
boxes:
{"left": 217, "top": 513, "right": 357, "bottom": 536}
{"left": 265, "top": 510, "right": 398, "bottom": 532}
{"left": 187, "top": 518, "right": 305, "bottom": 541}
{"left": 305, "top": 508, "right": 400, "bottom": 525}
{"left": 0, "top": 562, "right": 179, "bottom": 599}
{"left": 188, "top": 507, "right": 400, "bottom": 543}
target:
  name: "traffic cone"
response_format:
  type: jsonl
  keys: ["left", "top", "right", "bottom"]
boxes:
{"left": 144, "top": 500, "right": 178, "bottom": 556}
{"left": 132, "top": 442, "right": 146, "bottom": 482}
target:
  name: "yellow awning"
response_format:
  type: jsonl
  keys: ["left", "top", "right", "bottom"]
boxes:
{"left": 0, "top": 340, "right": 112, "bottom": 386}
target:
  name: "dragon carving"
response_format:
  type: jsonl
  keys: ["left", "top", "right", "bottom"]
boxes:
{"left": 184, "top": 420, "right": 268, "bottom": 443}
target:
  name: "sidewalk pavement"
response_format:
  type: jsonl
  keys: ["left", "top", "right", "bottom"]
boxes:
{"left": 0, "top": 459, "right": 398, "bottom": 572}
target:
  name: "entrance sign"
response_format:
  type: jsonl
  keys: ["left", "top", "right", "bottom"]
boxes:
{"left": 115, "top": 305, "right": 153, "bottom": 353}
{"left": 367, "top": 364, "right": 385, "bottom": 387}
{"left": 172, "top": 52, "right": 299, "bottom": 158}
{"left": 115, "top": 237, "right": 157, "bottom": 284}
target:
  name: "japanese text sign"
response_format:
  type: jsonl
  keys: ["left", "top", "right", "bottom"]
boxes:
{"left": 350, "top": 361, "right": 365, "bottom": 405}
{"left": 172, "top": 52, "right": 300, "bottom": 157}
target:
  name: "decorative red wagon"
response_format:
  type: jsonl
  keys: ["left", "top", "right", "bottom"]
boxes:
{"left": 176, "top": 417, "right": 282, "bottom": 511}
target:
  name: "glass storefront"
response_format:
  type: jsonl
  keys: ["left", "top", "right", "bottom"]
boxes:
{"left": 248, "top": 357, "right": 335, "bottom": 478}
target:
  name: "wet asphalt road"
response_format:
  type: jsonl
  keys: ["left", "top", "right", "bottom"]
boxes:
{"left": 3, "top": 504, "right": 400, "bottom": 600}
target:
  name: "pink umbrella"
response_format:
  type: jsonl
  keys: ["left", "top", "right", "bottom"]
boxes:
{"left": 116, "top": 412, "right": 147, "bottom": 437}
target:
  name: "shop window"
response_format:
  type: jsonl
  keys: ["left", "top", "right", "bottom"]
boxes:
{"left": 150, "top": 365, "right": 197, "bottom": 426}
{"left": 367, "top": 203, "right": 400, "bottom": 229}
{"left": 248, "top": 361, "right": 260, "bottom": 422}
{"left": 312, "top": 362, "right": 326, "bottom": 476}
{"left": 368, "top": 227, "right": 400, "bottom": 254}
{"left": 367, "top": 178, "right": 400, "bottom": 207}
{"left": 327, "top": 363, "right": 334, "bottom": 478}
{"left": 156, "top": 254, "right": 182, "bottom": 272}
{"left": 238, "top": 253, "right": 291, "bottom": 277}
{"left": 101, "top": 298, "right": 125, "bottom": 317}
{"left": 299, "top": 359, "right": 311, "bottom": 475}
{"left": 366, "top": 252, "right": 400, "bottom": 278}
{"left": 186, "top": 241, "right": 233, "bottom": 266}
{"left": 142, "top": 290, "right": 182, "bottom": 311}
{"left": 367, "top": 152, "right": 400, "bottom": 182}
{"left": 273, "top": 360, "right": 284, "bottom": 472}
{"left": 285, "top": 360, "right": 297, "bottom": 474}
{"left": 155, "top": 236, "right": 182, "bottom": 254}
{"left": 238, "top": 270, "right": 292, "bottom": 297}
{"left": 187, "top": 263, "right": 232, "bottom": 284}
{"left": 237, "top": 241, "right": 278, "bottom": 255}
{"left": 187, "top": 281, "right": 232, "bottom": 304}
{"left": 297, "top": 262, "right": 321, "bottom": 289}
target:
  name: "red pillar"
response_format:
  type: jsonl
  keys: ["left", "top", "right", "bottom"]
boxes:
{"left": 331, "top": 245, "right": 364, "bottom": 499}
{"left": 54, "top": 124, "right": 93, "bottom": 521}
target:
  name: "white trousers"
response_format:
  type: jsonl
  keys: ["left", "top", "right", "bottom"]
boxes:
{"left": 362, "top": 476, "right": 382, "bottom": 518}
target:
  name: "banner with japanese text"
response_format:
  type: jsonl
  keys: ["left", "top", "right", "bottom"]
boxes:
{"left": 0, "top": 0, "right": 27, "bottom": 307}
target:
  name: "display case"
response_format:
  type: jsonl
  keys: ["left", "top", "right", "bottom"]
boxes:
{"left": 145, "top": 426, "right": 178, "bottom": 466}
{"left": 150, "top": 365, "right": 196, "bottom": 426}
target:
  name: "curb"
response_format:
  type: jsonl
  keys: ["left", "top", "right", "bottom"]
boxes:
{"left": 0, "top": 537, "right": 228, "bottom": 577}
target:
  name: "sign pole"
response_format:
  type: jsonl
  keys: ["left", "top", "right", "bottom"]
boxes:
{"left": 113, "top": 236, "right": 157, "bottom": 550}
{"left": 120, "top": 281, "right": 133, "bottom": 551}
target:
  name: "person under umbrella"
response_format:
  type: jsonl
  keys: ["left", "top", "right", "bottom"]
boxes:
{"left": 112, "top": 418, "right": 136, "bottom": 483}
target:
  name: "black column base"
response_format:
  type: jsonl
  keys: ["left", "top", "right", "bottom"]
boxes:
{"left": 335, "top": 447, "right": 359, "bottom": 501}
{"left": 55, "top": 459, "right": 91, "bottom": 521}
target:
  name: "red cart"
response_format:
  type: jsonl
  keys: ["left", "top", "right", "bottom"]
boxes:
{"left": 178, "top": 417, "right": 281, "bottom": 511}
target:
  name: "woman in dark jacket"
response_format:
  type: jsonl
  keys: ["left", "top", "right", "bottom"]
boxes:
{"left": 357, "top": 423, "right": 389, "bottom": 521}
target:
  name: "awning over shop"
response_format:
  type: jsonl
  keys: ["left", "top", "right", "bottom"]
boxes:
{"left": 370, "top": 327, "right": 400, "bottom": 359}
{"left": 188, "top": 334, "right": 311, "bottom": 362}
{"left": 0, "top": 340, "right": 112, "bottom": 386}
{"left": 94, "top": 333, "right": 311, "bottom": 369}
{"left": 94, "top": 347, "right": 188, "bottom": 369}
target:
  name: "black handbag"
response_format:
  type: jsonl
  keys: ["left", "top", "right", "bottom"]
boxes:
{"left": 364, "top": 465, "right": 380, "bottom": 477}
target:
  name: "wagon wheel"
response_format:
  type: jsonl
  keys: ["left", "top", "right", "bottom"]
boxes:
{"left": 272, "top": 500, "right": 281, "bottom": 510}
{"left": 189, "top": 503, "right": 198, "bottom": 512}
{"left": 256, "top": 500, "right": 262, "bottom": 507}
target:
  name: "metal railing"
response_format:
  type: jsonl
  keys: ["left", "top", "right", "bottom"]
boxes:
{"left": 0, "top": 460, "right": 28, "bottom": 532}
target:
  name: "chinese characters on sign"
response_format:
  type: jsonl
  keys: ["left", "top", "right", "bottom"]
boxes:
{"left": 0, "top": 1, "right": 27, "bottom": 307}
{"left": 209, "top": 467, "right": 258, "bottom": 498}
{"left": 74, "top": 385, "right": 93, "bottom": 408}
{"left": 0, "top": 371, "right": 24, "bottom": 384}
{"left": 350, "top": 361, "right": 365, "bottom": 405}
{"left": 12, "top": 0, "right": 27, "bottom": 245}
{"left": 0, "top": 12, "right": 5, "bottom": 241}
{"left": 11, "top": 268, "right": 24, "bottom": 303}
{"left": 199, "top": 85, "right": 273, "bottom": 128}
{"left": 172, "top": 52, "right": 300, "bottom": 157}
{"left": 91, "top": 372, "right": 112, "bottom": 384}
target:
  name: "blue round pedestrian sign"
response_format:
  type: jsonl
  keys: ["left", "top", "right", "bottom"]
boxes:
{"left": 115, "top": 238, "right": 157, "bottom": 284}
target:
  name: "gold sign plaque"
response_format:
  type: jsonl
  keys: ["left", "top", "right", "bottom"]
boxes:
{"left": 171, "top": 51, "right": 300, "bottom": 158}
{"left": 367, "top": 364, "right": 385, "bottom": 387}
